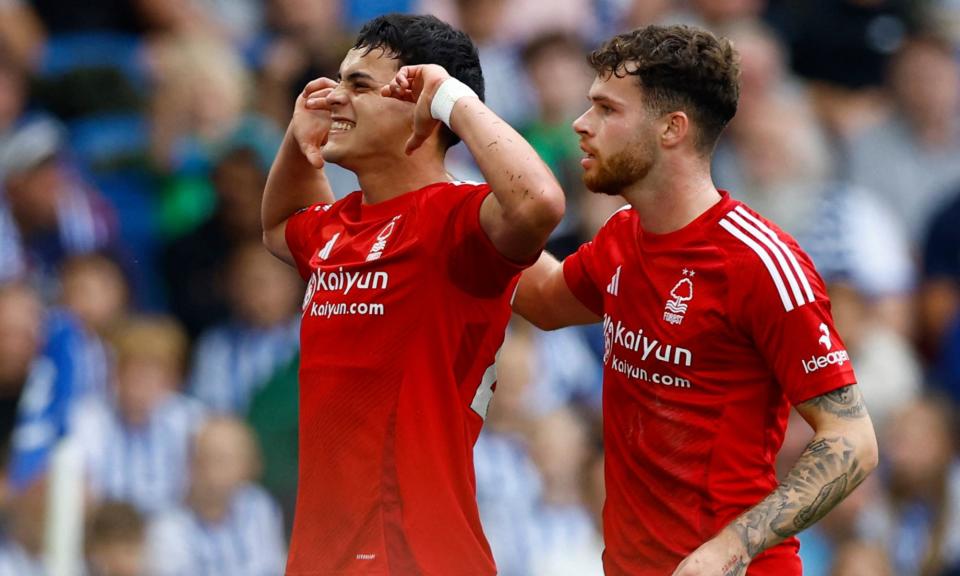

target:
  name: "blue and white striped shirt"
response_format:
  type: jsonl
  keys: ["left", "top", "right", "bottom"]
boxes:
{"left": 474, "top": 430, "right": 542, "bottom": 576}
{"left": 146, "top": 485, "right": 286, "bottom": 576}
{"left": 72, "top": 393, "right": 206, "bottom": 516}
{"left": 188, "top": 318, "right": 299, "bottom": 415}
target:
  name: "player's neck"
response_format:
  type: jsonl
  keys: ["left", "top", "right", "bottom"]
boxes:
{"left": 355, "top": 153, "right": 450, "bottom": 205}
{"left": 621, "top": 157, "right": 721, "bottom": 235}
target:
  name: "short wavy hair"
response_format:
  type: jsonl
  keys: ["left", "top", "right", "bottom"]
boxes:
{"left": 589, "top": 25, "right": 740, "bottom": 153}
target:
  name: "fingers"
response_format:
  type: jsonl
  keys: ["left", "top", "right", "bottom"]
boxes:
{"left": 302, "top": 77, "right": 337, "bottom": 96}
{"left": 382, "top": 66, "right": 420, "bottom": 102}
{"left": 304, "top": 87, "right": 335, "bottom": 110}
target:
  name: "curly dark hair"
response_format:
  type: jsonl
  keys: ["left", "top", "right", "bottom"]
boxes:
{"left": 588, "top": 25, "right": 740, "bottom": 153}
{"left": 354, "top": 14, "right": 485, "bottom": 149}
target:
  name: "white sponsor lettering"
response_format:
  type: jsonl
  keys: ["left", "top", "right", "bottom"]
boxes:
{"left": 611, "top": 355, "right": 692, "bottom": 389}
{"left": 313, "top": 267, "right": 389, "bottom": 295}
{"left": 802, "top": 349, "right": 850, "bottom": 374}
{"left": 603, "top": 315, "right": 693, "bottom": 368}
{"left": 308, "top": 301, "right": 386, "bottom": 318}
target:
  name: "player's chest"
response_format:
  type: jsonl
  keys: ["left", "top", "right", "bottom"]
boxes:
{"left": 600, "top": 257, "right": 737, "bottom": 372}
{"left": 299, "top": 215, "right": 424, "bottom": 319}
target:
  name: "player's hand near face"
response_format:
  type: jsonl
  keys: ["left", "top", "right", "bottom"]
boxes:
{"left": 297, "top": 77, "right": 338, "bottom": 167}
{"left": 380, "top": 64, "right": 454, "bottom": 155}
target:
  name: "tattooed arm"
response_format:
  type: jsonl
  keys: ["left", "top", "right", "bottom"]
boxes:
{"left": 672, "top": 385, "right": 879, "bottom": 576}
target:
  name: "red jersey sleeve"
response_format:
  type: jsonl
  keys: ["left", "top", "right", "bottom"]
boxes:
{"left": 426, "top": 183, "right": 536, "bottom": 298}
{"left": 284, "top": 202, "right": 334, "bottom": 280}
{"left": 730, "top": 236, "right": 857, "bottom": 406}
{"left": 562, "top": 207, "right": 630, "bottom": 316}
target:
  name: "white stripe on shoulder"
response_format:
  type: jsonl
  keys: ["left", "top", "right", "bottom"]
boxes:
{"left": 726, "top": 211, "right": 808, "bottom": 307}
{"left": 734, "top": 206, "right": 815, "bottom": 303}
{"left": 602, "top": 204, "right": 633, "bottom": 227}
{"left": 719, "top": 218, "right": 795, "bottom": 312}
{"left": 450, "top": 179, "right": 485, "bottom": 186}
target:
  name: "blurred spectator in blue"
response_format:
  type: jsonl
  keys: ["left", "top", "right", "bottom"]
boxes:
{"left": 58, "top": 253, "right": 131, "bottom": 401}
{"left": 527, "top": 408, "right": 602, "bottom": 576}
{"left": 146, "top": 417, "right": 286, "bottom": 576}
{"left": 160, "top": 120, "right": 284, "bottom": 338}
{"left": 860, "top": 397, "right": 960, "bottom": 576}
{"left": 72, "top": 316, "right": 207, "bottom": 516}
{"left": 146, "top": 35, "right": 259, "bottom": 239}
{"left": 475, "top": 320, "right": 542, "bottom": 576}
{"left": 924, "top": 180, "right": 960, "bottom": 401}
{"left": 85, "top": 501, "right": 148, "bottom": 576}
{"left": 846, "top": 34, "right": 960, "bottom": 242}
{"left": 519, "top": 31, "right": 595, "bottom": 258}
{"left": 0, "top": 115, "right": 117, "bottom": 297}
{"left": 188, "top": 242, "right": 301, "bottom": 415}
{"left": 921, "top": 184, "right": 960, "bottom": 363}
{"left": 4, "top": 282, "right": 89, "bottom": 494}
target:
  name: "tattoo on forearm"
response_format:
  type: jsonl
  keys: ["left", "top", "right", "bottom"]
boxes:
{"left": 798, "top": 385, "right": 867, "bottom": 420}
{"left": 731, "top": 435, "right": 869, "bottom": 558}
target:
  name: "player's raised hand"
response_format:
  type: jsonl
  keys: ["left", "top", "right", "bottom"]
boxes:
{"left": 293, "top": 77, "right": 338, "bottom": 168}
{"left": 381, "top": 64, "right": 450, "bottom": 155}
{"left": 671, "top": 530, "right": 750, "bottom": 576}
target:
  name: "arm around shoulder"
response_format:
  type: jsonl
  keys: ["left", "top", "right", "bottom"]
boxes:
{"left": 514, "top": 252, "right": 601, "bottom": 331}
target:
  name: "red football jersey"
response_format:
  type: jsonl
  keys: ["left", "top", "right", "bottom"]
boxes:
{"left": 563, "top": 192, "right": 856, "bottom": 576}
{"left": 283, "top": 182, "right": 525, "bottom": 575}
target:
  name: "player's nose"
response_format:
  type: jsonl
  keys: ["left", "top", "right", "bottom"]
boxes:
{"left": 572, "top": 110, "right": 592, "bottom": 137}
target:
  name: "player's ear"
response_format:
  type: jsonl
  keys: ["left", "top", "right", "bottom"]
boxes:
{"left": 660, "top": 111, "right": 689, "bottom": 150}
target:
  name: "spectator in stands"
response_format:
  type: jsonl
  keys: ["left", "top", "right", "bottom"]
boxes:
{"left": 919, "top": 176, "right": 960, "bottom": 373}
{"left": 861, "top": 397, "right": 960, "bottom": 575}
{"left": 528, "top": 408, "right": 602, "bottom": 576}
{"left": 519, "top": 31, "right": 594, "bottom": 257}
{"left": 72, "top": 316, "right": 206, "bottom": 516}
{"left": 147, "top": 34, "right": 257, "bottom": 238}
{"left": 0, "top": 115, "right": 116, "bottom": 296}
{"left": 59, "top": 253, "right": 130, "bottom": 401}
{"left": 846, "top": 34, "right": 960, "bottom": 241}
{"left": 160, "top": 119, "right": 283, "bottom": 337}
{"left": 188, "top": 242, "right": 301, "bottom": 415}
{"left": 146, "top": 417, "right": 286, "bottom": 576}
{"left": 474, "top": 320, "right": 541, "bottom": 576}
{"left": 85, "top": 501, "right": 148, "bottom": 576}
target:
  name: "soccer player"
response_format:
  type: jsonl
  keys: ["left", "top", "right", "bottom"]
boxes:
{"left": 513, "top": 25, "right": 879, "bottom": 576}
{"left": 260, "top": 14, "right": 564, "bottom": 576}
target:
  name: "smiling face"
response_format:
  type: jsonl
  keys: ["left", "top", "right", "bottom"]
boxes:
{"left": 572, "top": 72, "right": 660, "bottom": 196}
{"left": 322, "top": 48, "right": 418, "bottom": 172}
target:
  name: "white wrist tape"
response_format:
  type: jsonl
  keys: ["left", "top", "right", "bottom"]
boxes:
{"left": 430, "top": 77, "right": 478, "bottom": 128}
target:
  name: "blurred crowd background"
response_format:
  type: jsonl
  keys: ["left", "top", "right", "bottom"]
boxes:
{"left": 0, "top": 0, "right": 959, "bottom": 575}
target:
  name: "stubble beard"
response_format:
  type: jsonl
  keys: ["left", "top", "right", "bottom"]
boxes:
{"left": 582, "top": 141, "right": 653, "bottom": 197}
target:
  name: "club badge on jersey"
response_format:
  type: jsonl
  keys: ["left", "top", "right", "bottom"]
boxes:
{"left": 663, "top": 269, "right": 696, "bottom": 325}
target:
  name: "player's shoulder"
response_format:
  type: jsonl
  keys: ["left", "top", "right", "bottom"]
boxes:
{"left": 712, "top": 200, "right": 822, "bottom": 310}
{"left": 293, "top": 191, "right": 361, "bottom": 219}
